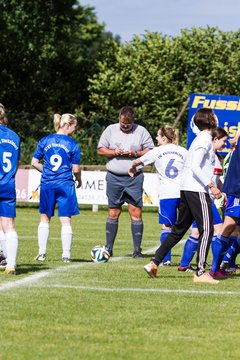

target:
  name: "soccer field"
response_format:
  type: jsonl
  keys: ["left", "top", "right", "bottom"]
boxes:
{"left": 0, "top": 207, "right": 240, "bottom": 360}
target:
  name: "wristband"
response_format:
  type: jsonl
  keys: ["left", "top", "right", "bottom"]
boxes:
{"left": 134, "top": 151, "right": 138, "bottom": 158}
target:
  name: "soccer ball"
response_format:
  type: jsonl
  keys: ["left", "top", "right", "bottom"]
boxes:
{"left": 90, "top": 245, "right": 110, "bottom": 263}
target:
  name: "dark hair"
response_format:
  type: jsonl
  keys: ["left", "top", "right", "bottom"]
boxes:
{"left": 119, "top": 106, "right": 135, "bottom": 122}
{"left": 211, "top": 127, "right": 228, "bottom": 140}
{"left": 193, "top": 108, "right": 217, "bottom": 131}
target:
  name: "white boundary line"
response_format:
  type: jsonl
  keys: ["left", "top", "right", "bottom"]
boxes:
{"left": 32, "top": 284, "right": 240, "bottom": 295}
{"left": 2, "top": 243, "right": 239, "bottom": 295}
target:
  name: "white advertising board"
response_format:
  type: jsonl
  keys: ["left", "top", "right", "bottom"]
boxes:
{"left": 17, "top": 170, "right": 160, "bottom": 207}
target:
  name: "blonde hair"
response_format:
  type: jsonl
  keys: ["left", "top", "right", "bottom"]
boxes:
{"left": 230, "top": 129, "right": 240, "bottom": 146}
{"left": 54, "top": 113, "right": 77, "bottom": 131}
{"left": 160, "top": 125, "right": 178, "bottom": 144}
{"left": 0, "top": 103, "right": 8, "bottom": 125}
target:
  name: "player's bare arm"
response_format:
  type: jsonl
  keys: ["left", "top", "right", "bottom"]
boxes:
{"left": 31, "top": 157, "right": 43, "bottom": 173}
{"left": 128, "top": 158, "right": 143, "bottom": 177}
{"left": 72, "top": 164, "right": 81, "bottom": 188}
{"left": 97, "top": 146, "right": 125, "bottom": 158}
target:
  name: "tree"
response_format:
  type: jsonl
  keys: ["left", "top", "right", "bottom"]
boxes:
{"left": 0, "top": 0, "right": 118, "bottom": 164}
{"left": 0, "top": 0, "right": 112, "bottom": 113}
{"left": 88, "top": 27, "right": 240, "bottom": 143}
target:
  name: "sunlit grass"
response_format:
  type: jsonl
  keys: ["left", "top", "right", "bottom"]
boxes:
{"left": 0, "top": 207, "right": 239, "bottom": 360}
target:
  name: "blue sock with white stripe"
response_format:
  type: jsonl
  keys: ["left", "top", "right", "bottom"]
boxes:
{"left": 223, "top": 236, "right": 240, "bottom": 267}
{"left": 160, "top": 229, "right": 171, "bottom": 263}
{"left": 211, "top": 235, "right": 229, "bottom": 273}
{"left": 180, "top": 236, "right": 198, "bottom": 267}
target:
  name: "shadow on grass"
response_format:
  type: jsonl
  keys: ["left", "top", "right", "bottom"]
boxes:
{"left": 16, "top": 263, "right": 50, "bottom": 275}
{"left": 16, "top": 258, "right": 92, "bottom": 275}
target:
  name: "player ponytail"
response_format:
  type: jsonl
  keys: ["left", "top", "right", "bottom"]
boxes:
{"left": 54, "top": 113, "right": 76, "bottom": 131}
{"left": 160, "top": 125, "right": 178, "bottom": 144}
{"left": 0, "top": 103, "right": 8, "bottom": 125}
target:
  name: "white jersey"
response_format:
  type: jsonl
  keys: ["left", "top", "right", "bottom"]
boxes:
{"left": 139, "top": 144, "right": 188, "bottom": 199}
{"left": 181, "top": 131, "right": 215, "bottom": 193}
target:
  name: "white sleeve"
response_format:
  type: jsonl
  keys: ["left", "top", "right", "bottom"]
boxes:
{"left": 190, "top": 147, "right": 211, "bottom": 186}
{"left": 139, "top": 148, "right": 157, "bottom": 166}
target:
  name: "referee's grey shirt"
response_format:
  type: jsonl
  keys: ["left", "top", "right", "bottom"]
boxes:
{"left": 97, "top": 123, "right": 154, "bottom": 175}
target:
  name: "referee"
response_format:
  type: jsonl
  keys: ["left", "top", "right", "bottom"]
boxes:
{"left": 97, "top": 106, "right": 154, "bottom": 257}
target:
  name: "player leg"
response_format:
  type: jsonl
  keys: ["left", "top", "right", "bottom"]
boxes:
{"left": 105, "top": 172, "right": 126, "bottom": 256}
{"left": 35, "top": 186, "right": 55, "bottom": 261}
{"left": 191, "top": 192, "right": 214, "bottom": 277}
{"left": 106, "top": 208, "right": 121, "bottom": 257}
{"left": 178, "top": 225, "right": 198, "bottom": 271}
{"left": 159, "top": 198, "right": 180, "bottom": 266}
{"left": 2, "top": 217, "right": 18, "bottom": 275}
{"left": 128, "top": 204, "right": 143, "bottom": 258}
{"left": 211, "top": 196, "right": 240, "bottom": 274}
{"left": 0, "top": 217, "right": 7, "bottom": 268}
{"left": 57, "top": 185, "right": 79, "bottom": 262}
{"left": 0, "top": 217, "right": 7, "bottom": 258}
{"left": 144, "top": 191, "right": 194, "bottom": 279}
{"left": 0, "top": 195, "right": 18, "bottom": 275}
{"left": 59, "top": 217, "right": 72, "bottom": 262}
{"left": 220, "top": 225, "right": 240, "bottom": 271}
{"left": 35, "top": 214, "right": 50, "bottom": 261}
{"left": 126, "top": 172, "right": 144, "bottom": 258}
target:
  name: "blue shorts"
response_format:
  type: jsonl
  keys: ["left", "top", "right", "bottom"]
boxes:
{"left": 106, "top": 171, "right": 144, "bottom": 208}
{"left": 224, "top": 195, "right": 240, "bottom": 220}
{"left": 0, "top": 184, "right": 16, "bottom": 218}
{"left": 158, "top": 198, "right": 180, "bottom": 226}
{"left": 39, "top": 184, "right": 79, "bottom": 217}
{"left": 192, "top": 202, "right": 222, "bottom": 228}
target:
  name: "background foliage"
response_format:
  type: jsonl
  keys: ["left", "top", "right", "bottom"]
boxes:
{"left": 1, "top": 1, "right": 240, "bottom": 164}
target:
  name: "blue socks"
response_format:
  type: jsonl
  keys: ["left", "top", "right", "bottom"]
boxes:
{"left": 160, "top": 229, "right": 171, "bottom": 264}
{"left": 211, "top": 235, "right": 230, "bottom": 273}
{"left": 180, "top": 236, "right": 198, "bottom": 267}
{"left": 223, "top": 236, "right": 240, "bottom": 267}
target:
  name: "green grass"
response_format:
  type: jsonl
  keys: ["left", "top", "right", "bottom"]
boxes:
{"left": 1, "top": 207, "right": 240, "bottom": 360}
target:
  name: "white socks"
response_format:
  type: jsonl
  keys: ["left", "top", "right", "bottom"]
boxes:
{"left": 38, "top": 222, "right": 50, "bottom": 255}
{"left": 5, "top": 231, "right": 18, "bottom": 269}
{"left": 61, "top": 225, "right": 72, "bottom": 259}
{"left": 0, "top": 230, "right": 7, "bottom": 257}
{"left": 38, "top": 222, "right": 72, "bottom": 259}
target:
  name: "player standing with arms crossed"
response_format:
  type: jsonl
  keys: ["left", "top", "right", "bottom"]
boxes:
{"left": 31, "top": 113, "right": 81, "bottom": 262}
{"left": 0, "top": 103, "right": 21, "bottom": 275}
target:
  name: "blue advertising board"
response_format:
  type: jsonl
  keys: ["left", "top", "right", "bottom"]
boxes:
{"left": 187, "top": 93, "right": 240, "bottom": 155}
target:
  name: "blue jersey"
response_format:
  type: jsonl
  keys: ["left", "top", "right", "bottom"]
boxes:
{"left": 0, "top": 125, "right": 21, "bottom": 194}
{"left": 223, "top": 138, "right": 240, "bottom": 198}
{"left": 33, "top": 133, "right": 81, "bottom": 188}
